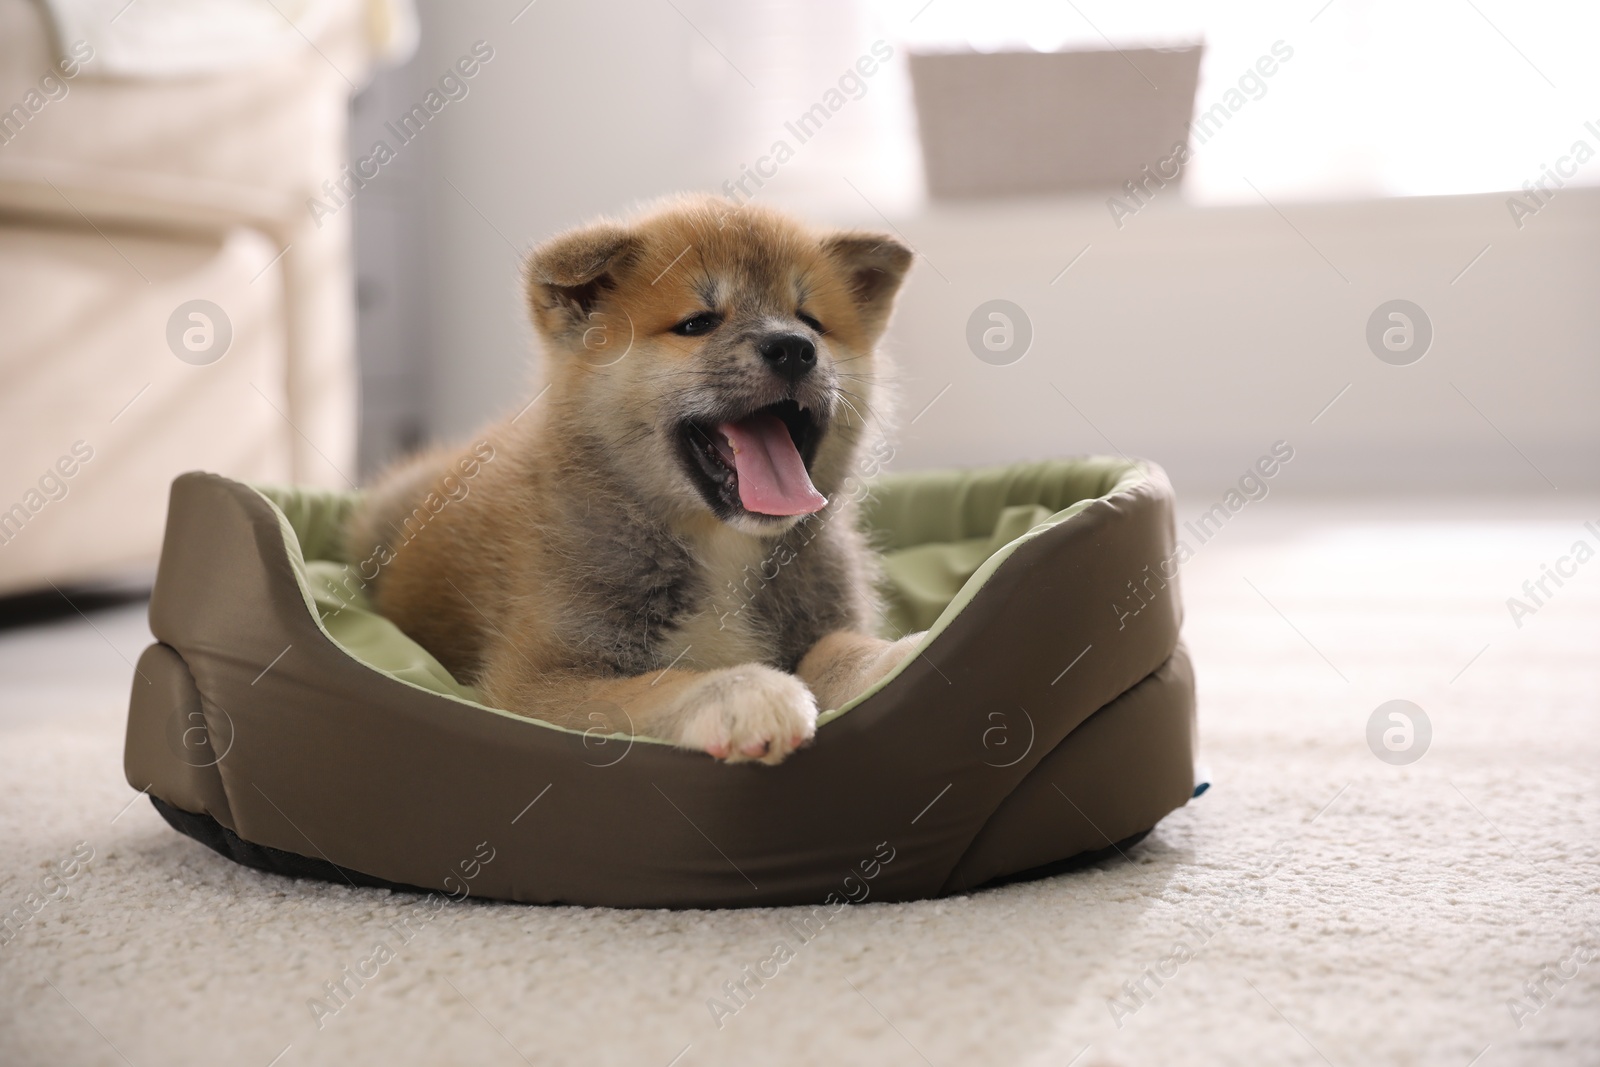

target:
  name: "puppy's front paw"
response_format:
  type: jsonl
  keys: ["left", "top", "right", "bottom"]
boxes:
{"left": 675, "top": 666, "right": 817, "bottom": 765}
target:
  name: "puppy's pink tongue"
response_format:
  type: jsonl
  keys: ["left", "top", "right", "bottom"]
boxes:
{"left": 716, "top": 413, "right": 828, "bottom": 516}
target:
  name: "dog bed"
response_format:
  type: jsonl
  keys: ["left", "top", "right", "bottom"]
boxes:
{"left": 124, "top": 457, "right": 1197, "bottom": 908}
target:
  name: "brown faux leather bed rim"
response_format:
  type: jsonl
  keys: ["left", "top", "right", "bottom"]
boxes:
{"left": 125, "top": 468, "right": 1196, "bottom": 908}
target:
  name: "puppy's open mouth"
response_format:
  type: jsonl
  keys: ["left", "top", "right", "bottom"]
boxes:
{"left": 678, "top": 399, "right": 828, "bottom": 519}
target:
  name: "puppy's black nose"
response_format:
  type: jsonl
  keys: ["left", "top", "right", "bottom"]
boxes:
{"left": 757, "top": 333, "right": 816, "bottom": 382}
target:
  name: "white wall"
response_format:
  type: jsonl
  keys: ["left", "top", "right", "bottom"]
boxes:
{"left": 365, "top": 0, "right": 1599, "bottom": 498}
{"left": 412, "top": 0, "right": 735, "bottom": 439}
{"left": 879, "top": 187, "right": 1600, "bottom": 498}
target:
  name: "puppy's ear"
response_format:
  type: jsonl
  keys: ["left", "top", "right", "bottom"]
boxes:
{"left": 525, "top": 222, "right": 641, "bottom": 339}
{"left": 821, "top": 231, "right": 914, "bottom": 337}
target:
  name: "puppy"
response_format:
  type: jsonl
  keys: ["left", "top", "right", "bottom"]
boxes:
{"left": 344, "top": 195, "right": 923, "bottom": 764}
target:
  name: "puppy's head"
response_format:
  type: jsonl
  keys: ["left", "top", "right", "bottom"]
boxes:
{"left": 525, "top": 195, "right": 912, "bottom": 536}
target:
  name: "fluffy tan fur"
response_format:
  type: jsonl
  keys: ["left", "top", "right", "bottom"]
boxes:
{"left": 345, "top": 195, "right": 921, "bottom": 764}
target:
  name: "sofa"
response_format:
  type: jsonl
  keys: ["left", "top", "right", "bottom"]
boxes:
{"left": 0, "top": 0, "right": 400, "bottom": 595}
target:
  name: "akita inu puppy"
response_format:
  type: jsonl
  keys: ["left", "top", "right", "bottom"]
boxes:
{"left": 346, "top": 195, "right": 924, "bottom": 764}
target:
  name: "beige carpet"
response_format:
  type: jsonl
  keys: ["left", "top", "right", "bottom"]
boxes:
{"left": 2, "top": 498, "right": 1597, "bottom": 1067}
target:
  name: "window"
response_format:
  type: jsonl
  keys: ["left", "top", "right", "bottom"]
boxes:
{"left": 869, "top": 0, "right": 1600, "bottom": 205}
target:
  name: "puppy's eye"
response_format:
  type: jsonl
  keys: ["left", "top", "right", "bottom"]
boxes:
{"left": 796, "top": 311, "right": 825, "bottom": 334}
{"left": 671, "top": 312, "right": 722, "bottom": 336}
